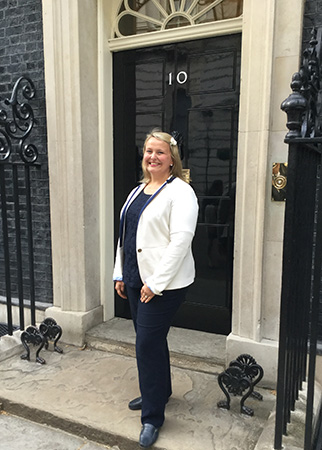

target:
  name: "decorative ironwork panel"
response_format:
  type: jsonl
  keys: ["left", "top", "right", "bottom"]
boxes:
{"left": 0, "top": 77, "right": 40, "bottom": 336}
{"left": 281, "top": 28, "right": 322, "bottom": 140}
{"left": 39, "top": 317, "right": 63, "bottom": 354}
{"left": 217, "top": 353, "right": 264, "bottom": 416}
{"left": 0, "top": 77, "right": 38, "bottom": 164}
{"left": 20, "top": 318, "right": 63, "bottom": 365}
{"left": 20, "top": 325, "right": 46, "bottom": 364}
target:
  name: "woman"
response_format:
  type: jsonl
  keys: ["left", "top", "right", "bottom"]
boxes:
{"left": 113, "top": 130, "right": 198, "bottom": 448}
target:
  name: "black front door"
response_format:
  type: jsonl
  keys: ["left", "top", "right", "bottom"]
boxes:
{"left": 113, "top": 34, "right": 241, "bottom": 335}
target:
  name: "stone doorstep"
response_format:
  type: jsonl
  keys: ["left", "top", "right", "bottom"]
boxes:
{"left": 85, "top": 317, "right": 227, "bottom": 375}
{"left": 0, "top": 344, "right": 277, "bottom": 450}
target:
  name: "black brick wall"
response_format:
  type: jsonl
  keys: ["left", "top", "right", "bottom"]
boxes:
{"left": 0, "top": 0, "right": 52, "bottom": 306}
{"left": 302, "top": 0, "right": 322, "bottom": 45}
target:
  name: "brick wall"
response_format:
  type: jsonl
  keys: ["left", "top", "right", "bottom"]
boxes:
{"left": 0, "top": 0, "right": 52, "bottom": 306}
{"left": 302, "top": 0, "right": 322, "bottom": 45}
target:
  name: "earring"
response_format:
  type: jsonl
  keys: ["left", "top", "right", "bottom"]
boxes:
{"left": 170, "top": 164, "right": 173, "bottom": 167}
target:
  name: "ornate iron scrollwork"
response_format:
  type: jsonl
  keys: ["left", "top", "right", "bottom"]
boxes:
{"left": 281, "top": 28, "right": 322, "bottom": 139}
{"left": 0, "top": 76, "right": 38, "bottom": 163}
{"left": 217, "top": 353, "right": 264, "bottom": 416}
{"left": 0, "top": 129, "right": 11, "bottom": 161}
{"left": 20, "top": 318, "right": 63, "bottom": 364}
{"left": 20, "top": 325, "right": 46, "bottom": 364}
{"left": 39, "top": 317, "right": 63, "bottom": 354}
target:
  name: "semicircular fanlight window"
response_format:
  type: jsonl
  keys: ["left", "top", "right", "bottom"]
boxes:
{"left": 114, "top": 0, "right": 243, "bottom": 37}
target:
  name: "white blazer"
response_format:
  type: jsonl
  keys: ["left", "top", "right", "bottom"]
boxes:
{"left": 113, "top": 177, "right": 199, "bottom": 295}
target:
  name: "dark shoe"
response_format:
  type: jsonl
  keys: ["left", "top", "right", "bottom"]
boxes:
{"left": 139, "top": 423, "right": 159, "bottom": 448}
{"left": 128, "top": 396, "right": 142, "bottom": 410}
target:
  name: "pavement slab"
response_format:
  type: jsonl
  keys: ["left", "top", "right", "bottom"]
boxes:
{"left": 0, "top": 343, "right": 276, "bottom": 450}
{"left": 0, "top": 411, "right": 118, "bottom": 450}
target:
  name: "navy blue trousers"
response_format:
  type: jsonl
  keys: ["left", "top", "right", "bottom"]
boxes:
{"left": 126, "top": 285, "right": 187, "bottom": 428}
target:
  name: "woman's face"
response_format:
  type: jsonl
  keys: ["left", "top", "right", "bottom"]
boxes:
{"left": 143, "top": 137, "right": 173, "bottom": 180}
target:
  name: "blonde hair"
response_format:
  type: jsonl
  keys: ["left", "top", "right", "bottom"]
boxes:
{"left": 141, "top": 129, "right": 185, "bottom": 183}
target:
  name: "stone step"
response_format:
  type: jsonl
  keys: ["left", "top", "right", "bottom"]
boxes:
{"left": 85, "top": 317, "right": 227, "bottom": 375}
{"left": 0, "top": 343, "right": 277, "bottom": 450}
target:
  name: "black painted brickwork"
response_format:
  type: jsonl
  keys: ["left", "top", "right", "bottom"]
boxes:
{"left": 0, "top": 0, "right": 52, "bottom": 304}
{"left": 302, "top": 0, "right": 322, "bottom": 45}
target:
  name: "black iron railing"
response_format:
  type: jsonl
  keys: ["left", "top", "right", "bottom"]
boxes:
{"left": 274, "top": 29, "right": 322, "bottom": 450}
{"left": 0, "top": 76, "right": 39, "bottom": 336}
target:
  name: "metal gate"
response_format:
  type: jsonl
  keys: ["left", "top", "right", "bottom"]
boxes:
{"left": 274, "top": 28, "right": 322, "bottom": 450}
{"left": 0, "top": 77, "right": 39, "bottom": 336}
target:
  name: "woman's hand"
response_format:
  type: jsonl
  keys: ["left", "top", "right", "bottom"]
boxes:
{"left": 140, "top": 283, "right": 155, "bottom": 303}
{"left": 115, "top": 281, "right": 127, "bottom": 299}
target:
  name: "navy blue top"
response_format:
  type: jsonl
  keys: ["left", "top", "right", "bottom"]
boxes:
{"left": 123, "top": 190, "right": 151, "bottom": 288}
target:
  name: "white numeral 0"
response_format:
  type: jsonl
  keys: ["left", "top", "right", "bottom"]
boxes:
{"left": 177, "top": 71, "right": 188, "bottom": 84}
{"left": 168, "top": 71, "right": 188, "bottom": 85}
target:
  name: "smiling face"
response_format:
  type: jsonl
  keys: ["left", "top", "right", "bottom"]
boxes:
{"left": 143, "top": 137, "right": 173, "bottom": 181}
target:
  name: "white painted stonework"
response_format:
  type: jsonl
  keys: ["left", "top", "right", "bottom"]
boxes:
{"left": 42, "top": 0, "right": 103, "bottom": 346}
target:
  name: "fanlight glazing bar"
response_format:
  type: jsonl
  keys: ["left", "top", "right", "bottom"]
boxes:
{"left": 162, "top": 11, "right": 193, "bottom": 28}
{"left": 180, "top": 0, "right": 187, "bottom": 12}
{"left": 116, "top": 9, "right": 163, "bottom": 33}
{"left": 192, "top": 0, "right": 224, "bottom": 20}
{"left": 186, "top": 0, "right": 206, "bottom": 16}
{"left": 169, "top": 0, "right": 176, "bottom": 14}
{"left": 151, "top": 0, "right": 168, "bottom": 18}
